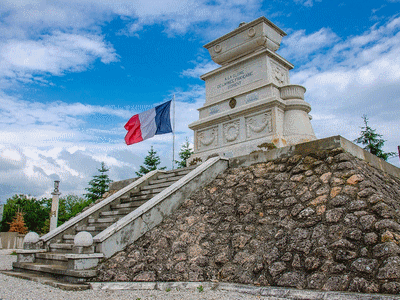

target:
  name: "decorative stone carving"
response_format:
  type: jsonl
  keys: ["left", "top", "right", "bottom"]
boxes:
{"left": 246, "top": 92, "right": 259, "bottom": 103}
{"left": 246, "top": 112, "right": 272, "bottom": 139}
{"left": 209, "top": 105, "right": 220, "bottom": 115}
{"left": 197, "top": 127, "right": 218, "bottom": 151}
{"left": 280, "top": 85, "right": 306, "bottom": 100}
{"left": 229, "top": 98, "right": 237, "bottom": 109}
{"left": 271, "top": 62, "right": 287, "bottom": 85}
{"left": 248, "top": 27, "right": 256, "bottom": 37}
{"left": 223, "top": 120, "right": 240, "bottom": 143}
{"left": 214, "top": 44, "right": 222, "bottom": 53}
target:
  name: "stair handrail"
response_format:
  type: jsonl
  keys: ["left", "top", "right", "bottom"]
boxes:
{"left": 93, "top": 157, "right": 228, "bottom": 247}
{"left": 40, "top": 169, "right": 163, "bottom": 243}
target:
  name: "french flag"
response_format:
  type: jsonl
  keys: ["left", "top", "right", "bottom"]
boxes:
{"left": 124, "top": 100, "right": 172, "bottom": 145}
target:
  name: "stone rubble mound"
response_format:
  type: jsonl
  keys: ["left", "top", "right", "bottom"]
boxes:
{"left": 96, "top": 148, "right": 400, "bottom": 294}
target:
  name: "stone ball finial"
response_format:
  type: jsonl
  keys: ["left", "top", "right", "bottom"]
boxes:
{"left": 23, "top": 232, "right": 40, "bottom": 250}
{"left": 23, "top": 232, "right": 40, "bottom": 244}
{"left": 74, "top": 231, "right": 93, "bottom": 247}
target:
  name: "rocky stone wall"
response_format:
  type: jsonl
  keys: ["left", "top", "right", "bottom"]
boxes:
{"left": 96, "top": 148, "right": 400, "bottom": 294}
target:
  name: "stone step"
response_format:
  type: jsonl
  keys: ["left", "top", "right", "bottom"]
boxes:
{"left": 12, "top": 262, "right": 97, "bottom": 283}
{"left": 76, "top": 225, "right": 107, "bottom": 233}
{"left": 141, "top": 180, "right": 176, "bottom": 191}
{"left": 147, "top": 174, "right": 185, "bottom": 186}
{"left": 99, "top": 209, "right": 132, "bottom": 217}
{"left": 138, "top": 187, "right": 165, "bottom": 195}
{"left": 156, "top": 168, "right": 194, "bottom": 179}
{"left": 111, "top": 201, "right": 146, "bottom": 210}
{"left": 120, "top": 195, "right": 152, "bottom": 203}
{"left": 63, "top": 234, "right": 75, "bottom": 242}
{"left": 0, "top": 270, "right": 90, "bottom": 290}
{"left": 88, "top": 216, "right": 119, "bottom": 224}
{"left": 49, "top": 243, "right": 74, "bottom": 253}
{"left": 35, "top": 252, "right": 69, "bottom": 267}
{"left": 86, "top": 221, "right": 114, "bottom": 228}
{"left": 128, "top": 192, "right": 157, "bottom": 200}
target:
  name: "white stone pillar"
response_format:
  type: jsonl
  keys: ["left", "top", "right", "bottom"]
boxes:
{"left": 50, "top": 180, "right": 61, "bottom": 232}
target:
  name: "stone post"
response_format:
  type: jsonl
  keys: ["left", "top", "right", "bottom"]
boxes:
{"left": 49, "top": 180, "right": 61, "bottom": 232}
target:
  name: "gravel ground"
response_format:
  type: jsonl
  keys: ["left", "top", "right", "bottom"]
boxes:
{"left": 0, "top": 250, "right": 286, "bottom": 300}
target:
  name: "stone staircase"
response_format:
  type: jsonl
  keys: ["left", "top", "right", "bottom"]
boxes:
{"left": 12, "top": 165, "right": 209, "bottom": 285}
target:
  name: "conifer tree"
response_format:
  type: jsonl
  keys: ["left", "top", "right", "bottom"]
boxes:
{"left": 354, "top": 115, "right": 395, "bottom": 161}
{"left": 8, "top": 208, "right": 28, "bottom": 234}
{"left": 85, "top": 162, "right": 112, "bottom": 203}
{"left": 136, "top": 146, "right": 166, "bottom": 177}
{"left": 175, "top": 137, "right": 194, "bottom": 168}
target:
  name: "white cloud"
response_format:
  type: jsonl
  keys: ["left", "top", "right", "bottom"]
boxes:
{"left": 281, "top": 16, "right": 400, "bottom": 165}
{"left": 293, "top": 0, "right": 322, "bottom": 7}
{"left": 0, "top": 0, "right": 263, "bottom": 88}
{"left": 279, "top": 28, "right": 339, "bottom": 63}
{"left": 0, "top": 32, "right": 118, "bottom": 87}
{"left": 181, "top": 60, "right": 219, "bottom": 78}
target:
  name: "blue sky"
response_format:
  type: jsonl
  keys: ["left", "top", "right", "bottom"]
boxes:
{"left": 0, "top": 0, "right": 399, "bottom": 202}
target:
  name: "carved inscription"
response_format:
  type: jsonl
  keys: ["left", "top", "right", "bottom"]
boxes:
{"left": 217, "top": 70, "right": 254, "bottom": 90}
{"left": 246, "top": 112, "right": 273, "bottom": 139}
{"left": 197, "top": 127, "right": 218, "bottom": 150}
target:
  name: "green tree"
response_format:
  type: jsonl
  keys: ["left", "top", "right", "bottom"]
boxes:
{"left": 1, "top": 195, "right": 49, "bottom": 233}
{"left": 41, "top": 194, "right": 91, "bottom": 233}
{"left": 175, "top": 137, "right": 194, "bottom": 168}
{"left": 354, "top": 115, "right": 396, "bottom": 161}
{"left": 136, "top": 146, "right": 166, "bottom": 177}
{"left": 85, "top": 162, "right": 113, "bottom": 203}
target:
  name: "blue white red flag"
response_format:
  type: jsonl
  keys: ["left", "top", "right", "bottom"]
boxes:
{"left": 124, "top": 100, "right": 172, "bottom": 145}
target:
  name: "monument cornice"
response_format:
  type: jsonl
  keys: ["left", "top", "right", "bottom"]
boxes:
{"left": 200, "top": 48, "right": 294, "bottom": 82}
{"left": 203, "top": 16, "right": 286, "bottom": 49}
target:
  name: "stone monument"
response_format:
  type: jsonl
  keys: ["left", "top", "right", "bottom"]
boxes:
{"left": 188, "top": 17, "right": 316, "bottom": 164}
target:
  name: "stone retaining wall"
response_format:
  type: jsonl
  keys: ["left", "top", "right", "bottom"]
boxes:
{"left": 96, "top": 147, "right": 400, "bottom": 294}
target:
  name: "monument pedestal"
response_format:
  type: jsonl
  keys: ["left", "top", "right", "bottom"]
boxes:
{"left": 189, "top": 17, "right": 316, "bottom": 165}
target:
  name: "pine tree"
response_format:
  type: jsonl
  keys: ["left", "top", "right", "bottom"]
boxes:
{"left": 354, "top": 115, "right": 396, "bottom": 161}
{"left": 136, "top": 146, "right": 166, "bottom": 177}
{"left": 85, "top": 162, "right": 113, "bottom": 203}
{"left": 8, "top": 208, "right": 28, "bottom": 234}
{"left": 175, "top": 137, "right": 194, "bottom": 168}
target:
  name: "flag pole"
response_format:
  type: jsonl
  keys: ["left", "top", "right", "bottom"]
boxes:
{"left": 172, "top": 94, "right": 176, "bottom": 170}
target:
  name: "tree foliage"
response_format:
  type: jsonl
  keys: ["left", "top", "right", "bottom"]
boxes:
{"left": 175, "top": 137, "right": 194, "bottom": 168}
{"left": 8, "top": 208, "right": 28, "bottom": 234}
{"left": 136, "top": 146, "right": 166, "bottom": 177}
{"left": 85, "top": 162, "right": 112, "bottom": 203}
{"left": 1, "top": 195, "right": 49, "bottom": 233}
{"left": 354, "top": 115, "right": 396, "bottom": 161}
{"left": 1, "top": 194, "right": 92, "bottom": 234}
{"left": 41, "top": 195, "right": 91, "bottom": 233}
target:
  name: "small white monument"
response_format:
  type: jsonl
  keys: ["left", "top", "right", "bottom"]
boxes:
{"left": 188, "top": 17, "right": 316, "bottom": 164}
